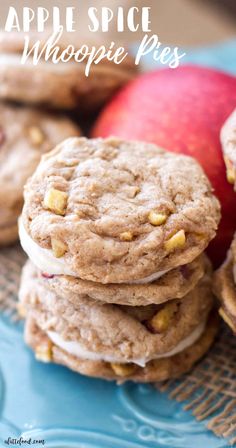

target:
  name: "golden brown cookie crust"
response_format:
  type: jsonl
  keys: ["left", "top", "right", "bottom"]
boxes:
{"left": 221, "top": 108, "right": 236, "bottom": 189}
{"left": 0, "top": 31, "right": 137, "bottom": 111}
{"left": 231, "top": 235, "right": 236, "bottom": 264}
{"left": 0, "top": 103, "right": 81, "bottom": 245}
{"left": 24, "top": 312, "right": 219, "bottom": 383}
{"left": 39, "top": 254, "right": 209, "bottom": 306}
{"left": 20, "top": 260, "right": 213, "bottom": 363}
{"left": 22, "top": 137, "right": 220, "bottom": 283}
{"left": 213, "top": 238, "right": 236, "bottom": 332}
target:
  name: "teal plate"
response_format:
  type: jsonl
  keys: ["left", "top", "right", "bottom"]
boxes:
{"left": 0, "top": 315, "right": 229, "bottom": 448}
{"left": 1, "top": 42, "right": 236, "bottom": 447}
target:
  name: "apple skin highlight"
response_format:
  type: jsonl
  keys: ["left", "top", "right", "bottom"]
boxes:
{"left": 92, "top": 65, "right": 236, "bottom": 266}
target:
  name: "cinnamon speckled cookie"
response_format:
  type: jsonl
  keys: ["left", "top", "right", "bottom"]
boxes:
{"left": 221, "top": 108, "right": 236, "bottom": 189}
{"left": 20, "top": 137, "right": 220, "bottom": 283}
{"left": 0, "top": 31, "right": 137, "bottom": 111}
{"left": 213, "top": 235, "right": 236, "bottom": 332}
{"left": 19, "top": 260, "right": 213, "bottom": 367}
{"left": 35, "top": 254, "right": 209, "bottom": 307}
{"left": 24, "top": 311, "right": 218, "bottom": 383}
{"left": 0, "top": 103, "right": 81, "bottom": 246}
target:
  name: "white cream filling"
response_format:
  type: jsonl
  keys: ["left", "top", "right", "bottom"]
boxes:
{"left": 128, "top": 269, "right": 171, "bottom": 284}
{"left": 19, "top": 218, "right": 76, "bottom": 276}
{"left": 48, "top": 321, "right": 206, "bottom": 367}
{"left": 19, "top": 218, "right": 171, "bottom": 283}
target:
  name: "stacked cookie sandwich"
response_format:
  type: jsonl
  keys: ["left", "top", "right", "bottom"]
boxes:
{"left": 214, "top": 109, "right": 236, "bottom": 333}
{"left": 19, "top": 137, "right": 220, "bottom": 382}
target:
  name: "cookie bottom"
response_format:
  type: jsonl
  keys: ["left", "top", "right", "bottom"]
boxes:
{"left": 0, "top": 222, "right": 18, "bottom": 247}
{"left": 213, "top": 251, "right": 236, "bottom": 332}
{"left": 20, "top": 260, "right": 214, "bottom": 364}
{"left": 25, "top": 311, "right": 218, "bottom": 383}
{"left": 39, "top": 254, "right": 210, "bottom": 307}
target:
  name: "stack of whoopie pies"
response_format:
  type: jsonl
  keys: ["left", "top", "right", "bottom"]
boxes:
{"left": 0, "top": 31, "right": 136, "bottom": 247}
{"left": 19, "top": 137, "right": 221, "bottom": 382}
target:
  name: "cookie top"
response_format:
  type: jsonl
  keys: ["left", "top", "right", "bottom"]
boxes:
{"left": 20, "top": 260, "right": 213, "bottom": 366}
{"left": 40, "top": 254, "right": 209, "bottom": 306}
{"left": 0, "top": 103, "right": 81, "bottom": 239}
{"left": 20, "top": 137, "right": 220, "bottom": 283}
{"left": 213, "top": 235, "right": 236, "bottom": 332}
{"left": 221, "top": 108, "right": 236, "bottom": 189}
{"left": 0, "top": 31, "right": 137, "bottom": 110}
{"left": 25, "top": 311, "right": 218, "bottom": 383}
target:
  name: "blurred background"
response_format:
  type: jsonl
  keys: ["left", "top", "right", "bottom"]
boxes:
{"left": 0, "top": 0, "right": 236, "bottom": 45}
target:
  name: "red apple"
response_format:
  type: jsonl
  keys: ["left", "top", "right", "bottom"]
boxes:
{"left": 92, "top": 65, "right": 236, "bottom": 266}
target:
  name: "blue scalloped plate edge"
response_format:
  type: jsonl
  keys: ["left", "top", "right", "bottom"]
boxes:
{"left": 1, "top": 40, "right": 236, "bottom": 448}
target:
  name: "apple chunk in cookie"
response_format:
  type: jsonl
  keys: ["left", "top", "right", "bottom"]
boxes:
{"left": 20, "top": 137, "right": 220, "bottom": 283}
{"left": 0, "top": 103, "right": 81, "bottom": 247}
{"left": 19, "top": 259, "right": 216, "bottom": 381}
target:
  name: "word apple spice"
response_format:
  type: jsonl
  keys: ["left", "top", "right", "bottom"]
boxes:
{"left": 4, "top": 6, "right": 186, "bottom": 75}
